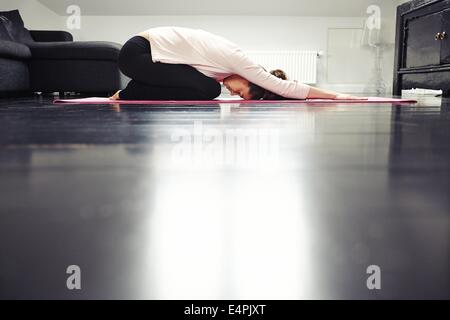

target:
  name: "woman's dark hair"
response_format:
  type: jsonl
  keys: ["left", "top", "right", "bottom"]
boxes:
{"left": 248, "top": 69, "right": 288, "bottom": 100}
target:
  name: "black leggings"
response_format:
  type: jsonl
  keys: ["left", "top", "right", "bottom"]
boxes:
{"left": 118, "top": 36, "right": 221, "bottom": 100}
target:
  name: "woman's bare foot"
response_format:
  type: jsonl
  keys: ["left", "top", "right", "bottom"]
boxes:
{"left": 109, "top": 90, "right": 121, "bottom": 100}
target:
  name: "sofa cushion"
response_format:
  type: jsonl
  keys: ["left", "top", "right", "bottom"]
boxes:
{"left": 27, "top": 41, "right": 122, "bottom": 61}
{"left": 0, "top": 10, "right": 34, "bottom": 43}
{"left": 0, "top": 17, "right": 13, "bottom": 41}
{"left": 0, "top": 40, "right": 32, "bottom": 60}
{"left": 0, "top": 58, "right": 29, "bottom": 91}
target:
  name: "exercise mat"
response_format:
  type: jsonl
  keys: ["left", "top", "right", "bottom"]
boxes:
{"left": 53, "top": 97, "right": 417, "bottom": 105}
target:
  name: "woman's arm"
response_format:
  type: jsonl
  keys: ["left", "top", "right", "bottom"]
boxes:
{"left": 230, "top": 50, "right": 311, "bottom": 99}
{"left": 306, "top": 86, "right": 361, "bottom": 99}
{"left": 230, "top": 49, "right": 362, "bottom": 100}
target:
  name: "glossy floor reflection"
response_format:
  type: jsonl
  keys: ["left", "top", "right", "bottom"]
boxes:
{"left": 0, "top": 96, "right": 448, "bottom": 299}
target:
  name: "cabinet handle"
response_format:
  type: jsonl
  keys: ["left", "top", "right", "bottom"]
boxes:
{"left": 435, "top": 32, "right": 447, "bottom": 40}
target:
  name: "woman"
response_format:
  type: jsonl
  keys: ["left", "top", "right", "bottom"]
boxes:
{"left": 111, "top": 26, "right": 356, "bottom": 101}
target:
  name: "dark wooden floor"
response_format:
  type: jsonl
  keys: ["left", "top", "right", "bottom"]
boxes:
{"left": 0, "top": 96, "right": 448, "bottom": 299}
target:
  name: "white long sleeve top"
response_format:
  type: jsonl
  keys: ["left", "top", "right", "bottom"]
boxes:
{"left": 138, "top": 27, "right": 311, "bottom": 99}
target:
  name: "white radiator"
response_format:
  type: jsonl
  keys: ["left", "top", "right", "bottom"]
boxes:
{"left": 245, "top": 50, "right": 319, "bottom": 84}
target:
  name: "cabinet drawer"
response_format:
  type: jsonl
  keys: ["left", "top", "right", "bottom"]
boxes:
{"left": 440, "top": 9, "right": 450, "bottom": 64}
{"left": 405, "top": 11, "right": 442, "bottom": 67}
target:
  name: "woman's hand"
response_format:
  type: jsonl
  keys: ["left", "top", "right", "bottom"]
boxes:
{"left": 334, "top": 93, "right": 367, "bottom": 100}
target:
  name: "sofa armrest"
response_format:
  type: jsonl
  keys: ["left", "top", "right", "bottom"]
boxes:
{"left": 0, "top": 39, "right": 32, "bottom": 60}
{"left": 29, "top": 30, "right": 73, "bottom": 42}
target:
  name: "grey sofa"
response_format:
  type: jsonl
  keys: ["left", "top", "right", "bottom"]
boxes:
{"left": 0, "top": 9, "right": 127, "bottom": 96}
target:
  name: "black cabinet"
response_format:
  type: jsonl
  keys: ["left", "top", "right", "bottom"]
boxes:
{"left": 393, "top": 0, "right": 450, "bottom": 96}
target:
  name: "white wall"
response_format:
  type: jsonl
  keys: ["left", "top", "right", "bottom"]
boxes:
{"left": 1, "top": 0, "right": 63, "bottom": 30}
{"left": 2, "top": 0, "right": 403, "bottom": 94}
{"left": 77, "top": 16, "right": 368, "bottom": 91}
{"left": 69, "top": 14, "right": 397, "bottom": 94}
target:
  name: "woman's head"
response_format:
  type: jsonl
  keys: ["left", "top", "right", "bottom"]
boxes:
{"left": 222, "top": 75, "right": 253, "bottom": 100}
{"left": 223, "top": 69, "right": 288, "bottom": 100}
{"left": 262, "top": 69, "right": 287, "bottom": 100}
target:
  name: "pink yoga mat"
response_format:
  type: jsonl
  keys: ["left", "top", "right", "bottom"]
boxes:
{"left": 53, "top": 97, "right": 417, "bottom": 105}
